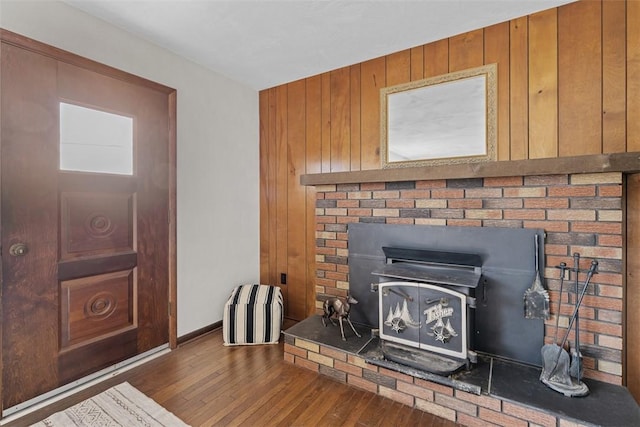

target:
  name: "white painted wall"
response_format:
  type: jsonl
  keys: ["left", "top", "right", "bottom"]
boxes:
{"left": 0, "top": 0, "right": 260, "bottom": 336}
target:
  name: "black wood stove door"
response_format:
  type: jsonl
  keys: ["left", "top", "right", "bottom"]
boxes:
{"left": 379, "top": 281, "right": 468, "bottom": 360}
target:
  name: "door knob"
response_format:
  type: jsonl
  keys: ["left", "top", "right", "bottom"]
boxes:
{"left": 9, "top": 243, "right": 28, "bottom": 257}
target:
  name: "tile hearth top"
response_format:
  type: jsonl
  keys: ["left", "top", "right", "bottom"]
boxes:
{"left": 488, "top": 358, "right": 639, "bottom": 427}
{"left": 284, "top": 316, "right": 640, "bottom": 427}
{"left": 284, "top": 314, "right": 372, "bottom": 354}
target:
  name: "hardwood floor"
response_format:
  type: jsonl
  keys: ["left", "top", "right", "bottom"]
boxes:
{"left": 4, "top": 327, "right": 460, "bottom": 426}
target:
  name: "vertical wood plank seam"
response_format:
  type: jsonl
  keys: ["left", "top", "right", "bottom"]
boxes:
{"left": 268, "top": 89, "right": 277, "bottom": 287}
{"left": 349, "top": 66, "right": 359, "bottom": 172}
{"left": 304, "top": 82, "right": 309, "bottom": 317}
{"left": 555, "top": 9, "right": 560, "bottom": 157}
{"left": 328, "top": 73, "right": 331, "bottom": 172}
{"left": 447, "top": 36, "right": 451, "bottom": 73}
{"left": 324, "top": 74, "right": 329, "bottom": 172}
{"left": 268, "top": 90, "right": 273, "bottom": 285}
{"left": 601, "top": 0, "right": 605, "bottom": 155}
{"left": 508, "top": 19, "right": 513, "bottom": 160}
{"left": 627, "top": 0, "right": 634, "bottom": 152}
{"left": 524, "top": 15, "right": 531, "bottom": 159}
{"left": 358, "top": 66, "right": 363, "bottom": 170}
{"left": 482, "top": 29, "right": 486, "bottom": 67}
{"left": 348, "top": 70, "right": 352, "bottom": 172}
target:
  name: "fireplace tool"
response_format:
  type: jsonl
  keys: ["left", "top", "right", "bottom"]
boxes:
{"left": 553, "top": 261, "right": 568, "bottom": 345}
{"left": 540, "top": 256, "right": 598, "bottom": 397}
{"left": 524, "top": 234, "right": 550, "bottom": 320}
{"left": 570, "top": 253, "right": 583, "bottom": 381}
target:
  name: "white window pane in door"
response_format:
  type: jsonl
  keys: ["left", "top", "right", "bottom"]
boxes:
{"left": 60, "top": 102, "right": 133, "bottom": 175}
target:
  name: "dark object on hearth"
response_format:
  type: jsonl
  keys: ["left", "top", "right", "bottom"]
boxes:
{"left": 524, "top": 234, "right": 551, "bottom": 320}
{"left": 540, "top": 257, "right": 598, "bottom": 397}
{"left": 321, "top": 295, "right": 362, "bottom": 341}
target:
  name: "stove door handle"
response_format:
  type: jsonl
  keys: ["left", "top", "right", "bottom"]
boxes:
{"left": 467, "top": 296, "right": 476, "bottom": 308}
{"left": 387, "top": 287, "right": 413, "bottom": 301}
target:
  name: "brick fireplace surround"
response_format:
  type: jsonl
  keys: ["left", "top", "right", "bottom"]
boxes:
{"left": 284, "top": 172, "right": 636, "bottom": 426}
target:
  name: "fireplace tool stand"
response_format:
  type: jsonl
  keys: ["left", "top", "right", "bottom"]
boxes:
{"left": 540, "top": 254, "right": 598, "bottom": 397}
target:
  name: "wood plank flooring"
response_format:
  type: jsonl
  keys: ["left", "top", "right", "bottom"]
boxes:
{"left": 4, "top": 327, "right": 460, "bottom": 426}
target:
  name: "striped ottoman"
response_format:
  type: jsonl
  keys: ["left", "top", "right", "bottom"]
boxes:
{"left": 223, "top": 284, "right": 283, "bottom": 346}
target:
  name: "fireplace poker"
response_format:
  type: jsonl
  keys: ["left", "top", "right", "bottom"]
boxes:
{"left": 553, "top": 262, "right": 567, "bottom": 344}
{"left": 572, "top": 253, "right": 582, "bottom": 381}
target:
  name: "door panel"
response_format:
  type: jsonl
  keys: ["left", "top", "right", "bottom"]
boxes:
{"left": 60, "top": 191, "right": 134, "bottom": 258}
{"left": 57, "top": 329, "right": 138, "bottom": 385}
{"left": 1, "top": 41, "right": 172, "bottom": 411}
{"left": 1, "top": 42, "right": 61, "bottom": 409}
{"left": 60, "top": 269, "right": 135, "bottom": 348}
{"left": 58, "top": 252, "right": 138, "bottom": 282}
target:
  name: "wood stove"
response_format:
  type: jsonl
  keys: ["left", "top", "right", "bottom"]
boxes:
{"left": 373, "top": 247, "right": 481, "bottom": 375}
{"left": 347, "top": 223, "right": 545, "bottom": 372}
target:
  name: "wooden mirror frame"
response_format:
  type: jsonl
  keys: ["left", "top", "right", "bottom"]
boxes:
{"left": 381, "top": 63, "right": 497, "bottom": 169}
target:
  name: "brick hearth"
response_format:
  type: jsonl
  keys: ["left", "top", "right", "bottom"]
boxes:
{"left": 286, "top": 334, "right": 528, "bottom": 426}
{"left": 283, "top": 317, "right": 638, "bottom": 427}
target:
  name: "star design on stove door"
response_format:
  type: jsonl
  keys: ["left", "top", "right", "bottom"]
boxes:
{"left": 390, "top": 318, "right": 406, "bottom": 332}
{"left": 432, "top": 318, "right": 458, "bottom": 344}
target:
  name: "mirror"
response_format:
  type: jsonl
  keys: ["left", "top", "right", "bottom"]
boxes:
{"left": 381, "top": 64, "right": 497, "bottom": 168}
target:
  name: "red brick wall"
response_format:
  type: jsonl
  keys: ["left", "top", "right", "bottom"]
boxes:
{"left": 314, "top": 172, "right": 623, "bottom": 384}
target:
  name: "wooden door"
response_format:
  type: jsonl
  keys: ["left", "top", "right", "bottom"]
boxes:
{"left": 1, "top": 38, "right": 175, "bottom": 411}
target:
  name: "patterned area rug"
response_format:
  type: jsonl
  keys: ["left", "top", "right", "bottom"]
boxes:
{"left": 30, "top": 382, "right": 190, "bottom": 426}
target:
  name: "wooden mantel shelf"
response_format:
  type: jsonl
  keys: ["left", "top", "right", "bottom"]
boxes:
{"left": 300, "top": 152, "right": 640, "bottom": 186}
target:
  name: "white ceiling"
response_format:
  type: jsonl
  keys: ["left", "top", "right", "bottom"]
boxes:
{"left": 63, "top": 0, "right": 575, "bottom": 91}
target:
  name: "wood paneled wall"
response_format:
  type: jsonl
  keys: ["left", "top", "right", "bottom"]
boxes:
{"left": 259, "top": 0, "right": 639, "bottom": 320}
